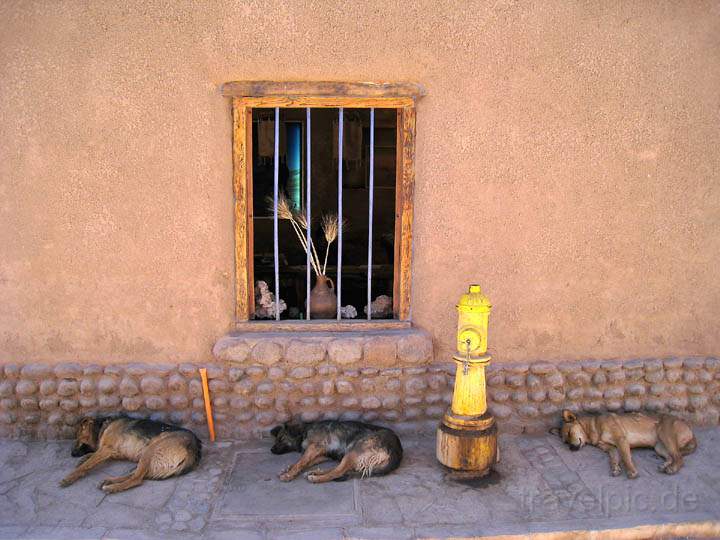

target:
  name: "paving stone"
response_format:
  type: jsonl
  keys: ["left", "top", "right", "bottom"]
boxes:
{"left": 318, "top": 365, "right": 340, "bottom": 376}
{"left": 490, "top": 389, "right": 510, "bottom": 402}
{"left": 397, "top": 331, "right": 432, "bottom": 364}
{"left": 214, "top": 339, "right": 251, "bottom": 362}
{"left": 167, "top": 373, "right": 187, "bottom": 392}
{"left": 545, "top": 372, "right": 564, "bottom": 387}
{"left": 289, "top": 367, "right": 314, "bottom": 379}
{"left": 626, "top": 383, "right": 646, "bottom": 396}
{"left": 344, "top": 526, "right": 414, "bottom": 539}
{"left": 83, "top": 365, "right": 103, "bottom": 376}
{"left": 140, "top": 376, "right": 164, "bottom": 394}
{"left": 530, "top": 362, "right": 555, "bottom": 375}
{"left": 506, "top": 374, "right": 525, "bottom": 388}
{"left": 118, "top": 377, "right": 139, "bottom": 397}
{"left": 567, "top": 372, "right": 590, "bottom": 385}
{"left": 53, "top": 363, "right": 83, "bottom": 378}
{"left": 706, "top": 358, "right": 720, "bottom": 370}
{"left": 15, "top": 380, "right": 37, "bottom": 396}
{"left": 202, "top": 530, "right": 265, "bottom": 540}
{"left": 361, "top": 396, "right": 381, "bottom": 409}
{"left": 0, "top": 527, "right": 28, "bottom": 539}
{"left": 97, "top": 376, "right": 118, "bottom": 394}
{"left": 663, "top": 357, "right": 683, "bottom": 369}
{"left": 122, "top": 396, "right": 143, "bottom": 411}
{"left": 404, "top": 377, "right": 427, "bottom": 394}
{"left": 251, "top": 341, "right": 283, "bottom": 366}
{"left": 623, "top": 359, "right": 646, "bottom": 370}
{"left": 624, "top": 398, "right": 642, "bottom": 411}
{"left": 363, "top": 337, "right": 397, "bottom": 367}
{"left": 213, "top": 451, "right": 356, "bottom": 524}
{"left": 285, "top": 340, "right": 327, "bottom": 364}
{"left": 268, "top": 529, "right": 344, "bottom": 540}
{"left": 22, "top": 526, "right": 107, "bottom": 539}
{"left": 489, "top": 404, "right": 512, "bottom": 419}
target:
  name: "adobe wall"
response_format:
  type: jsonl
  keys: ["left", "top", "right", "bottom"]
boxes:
{"left": 1, "top": 2, "right": 719, "bottom": 366}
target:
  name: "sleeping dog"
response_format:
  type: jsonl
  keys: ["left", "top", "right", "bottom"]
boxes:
{"left": 556, "top": 409, "right": 696, "bottom": 478}
{"left": 60, "top": 415, "right": 202, "bottom": 492}
{"left": 270, "top": 420, "right": 403, "bottom": 483}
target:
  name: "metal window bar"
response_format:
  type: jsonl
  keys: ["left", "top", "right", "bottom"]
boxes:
{"left": 367, "top": 108, "right": 375, "bottom": 319}
{"left": 305, "top": 108, "right": 312, "bottom": 320}
{"left": 273, "top": 107, "right": 280, "bottom": 321}
{"left": 336, "top": 108, "right": 344, "bottom": 320}
{"left": 266, "top": 106, "right": 382, "bottom": 322}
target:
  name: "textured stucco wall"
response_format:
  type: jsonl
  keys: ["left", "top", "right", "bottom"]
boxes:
{"left": 1, "top": 1, "right": 719, "bottom": 365}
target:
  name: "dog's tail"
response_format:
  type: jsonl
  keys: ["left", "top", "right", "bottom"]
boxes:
{"left": 177, "top": 433, "right": 203, "bottom": 476}
{"left": 681, "top": 436, "right": 697, "bottom": 456}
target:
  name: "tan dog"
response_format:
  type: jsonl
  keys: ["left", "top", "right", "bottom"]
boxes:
{"left": 60, "top": 416, "right": 201, "bottom": 493}
{"left": 557, "top": 410, "right": 696, "bottom": 479}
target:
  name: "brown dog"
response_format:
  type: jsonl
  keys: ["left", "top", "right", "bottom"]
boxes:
{"left": 557, "top": 410, "right": 696, "bottom": 478}
{"left": 60, "top": 416, "right": 201, "bottom": 492}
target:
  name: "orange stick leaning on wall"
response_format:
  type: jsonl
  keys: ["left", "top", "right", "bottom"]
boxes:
{"left": 199, "top": 368, "right": 216, "bottom": 442}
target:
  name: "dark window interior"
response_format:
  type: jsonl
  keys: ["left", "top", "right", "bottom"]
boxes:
{"left": 251, "top": 108, "right": 397, "bottom": 320}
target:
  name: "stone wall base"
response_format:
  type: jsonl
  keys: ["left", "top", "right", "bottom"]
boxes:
{"left": 1, "top": 342, "right": 718, "bottom": 440}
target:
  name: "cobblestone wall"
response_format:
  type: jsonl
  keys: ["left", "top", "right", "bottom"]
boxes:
{"left": 0, "top": 328, "right": 717, "bottom": 439}
{"left": 486, "top": 356, "right": 720, "bottom": 430}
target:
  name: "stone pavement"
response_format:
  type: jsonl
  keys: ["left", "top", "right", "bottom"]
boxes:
{"left": 1, "top": 428, "right": 720, "bottom": 539}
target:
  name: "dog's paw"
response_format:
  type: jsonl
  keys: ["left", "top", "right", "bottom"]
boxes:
{"left": 306, "top": 472, "right": 320, "bottom": 483}
{"left": 59, "top": 477, "right": 73, "bottom": 488}
{"left": 626, "top": 470, "right": 639, "bottom": 479}
{"left": 278, "top": 472, "right": 294, "bottom": 482}
{"left": 610, "top": 467, "right": 622, "bottom": 477}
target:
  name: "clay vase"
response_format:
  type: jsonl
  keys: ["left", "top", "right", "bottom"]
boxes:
{"left": 309, "top": 274, "right": 337, "bottom": 319}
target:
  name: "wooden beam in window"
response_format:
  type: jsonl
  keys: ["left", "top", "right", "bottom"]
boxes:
{"left": 232, "top": 96, "right": 413, "bottom": 109}
{"left": 221, "top": 81, "right": 425, "bottom": 100}
{"left": 393, "top": 106, "right": 416, "bottom": 321}
{"left": 232, "top": 99, "right": 254, "bottom": 320}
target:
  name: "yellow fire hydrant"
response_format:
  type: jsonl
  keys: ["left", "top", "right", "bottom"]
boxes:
{"left": 436, "top": 284, "right": 498, "bottom": 475}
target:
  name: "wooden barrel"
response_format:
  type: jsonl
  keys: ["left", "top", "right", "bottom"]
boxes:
{"left": 436, "top": 412, "right": 498, "bottom": 473}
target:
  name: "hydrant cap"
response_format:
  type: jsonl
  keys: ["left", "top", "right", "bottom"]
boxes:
{"left": 457, "top": 284, "right": 492, "bottom": 313}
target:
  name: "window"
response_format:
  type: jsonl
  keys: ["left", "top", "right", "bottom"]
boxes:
{"left": 222, "top": 81, "right": 424, "bottom": 326}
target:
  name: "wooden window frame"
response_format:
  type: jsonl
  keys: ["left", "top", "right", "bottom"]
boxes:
{"left": 221, "top": 81, "right": 425, "bottom": 328}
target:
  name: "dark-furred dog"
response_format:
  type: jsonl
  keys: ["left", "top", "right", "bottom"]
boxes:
{"left": 270, "top": 420, "right": 403, "bottom": 483}
{"left": 60, "top": 416, "right": 202, "bottom": 493}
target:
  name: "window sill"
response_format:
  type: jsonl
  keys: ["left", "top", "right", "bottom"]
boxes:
{"left": 235, "top": 320, "right": 410, "bottom": 333}
{"left": 213, "top": 325, "right": 432, "bottom": 368}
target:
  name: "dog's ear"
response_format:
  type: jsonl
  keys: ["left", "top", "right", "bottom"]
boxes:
{"left": 285, "top": 421, "right": 305, "bottom": 438}
{"left": 77, "top": 416, "right": 95, "bottom": 433}
{"left": 562, "top": 409, "right": 576, "bottom": 423}
{"left": 270, "top": 425, "right": 282, "bottom": 437}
